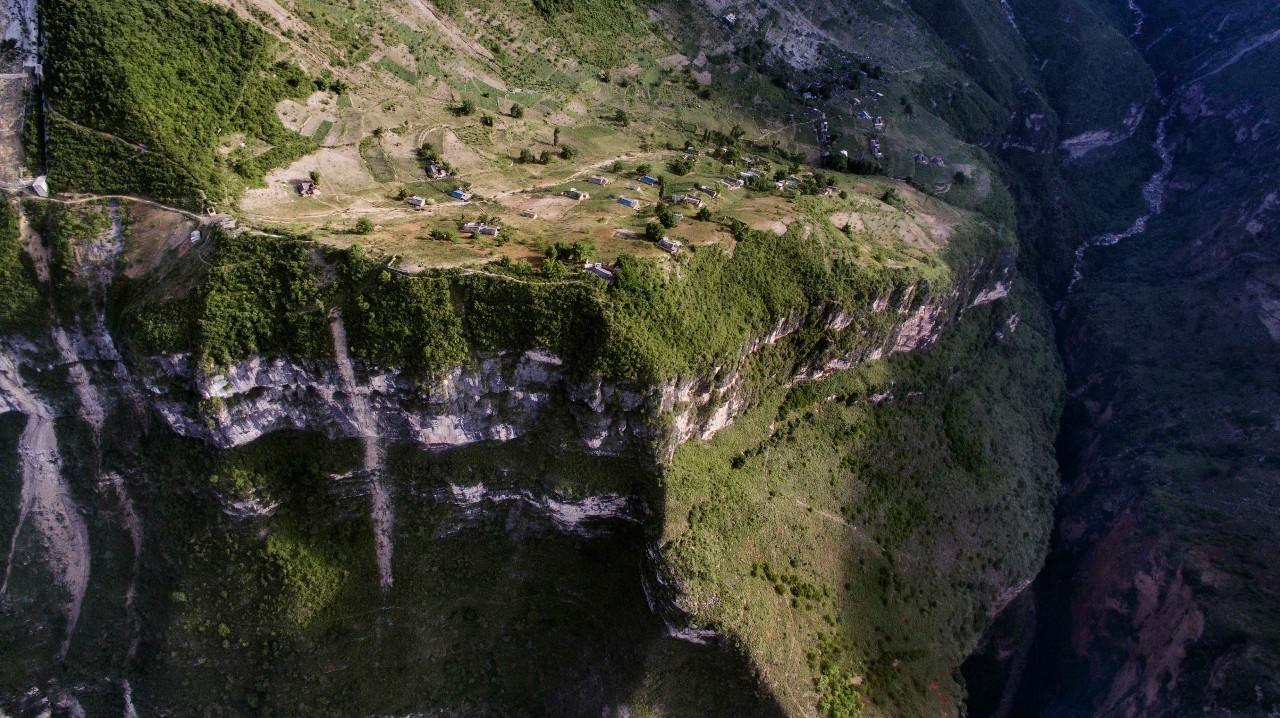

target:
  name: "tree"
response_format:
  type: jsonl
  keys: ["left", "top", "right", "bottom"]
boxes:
{"left": 635, "top": 163, "right": 652, "bottom": 176}
{"left": 354, "top": 217, "right": 374, "bottom": 234}
{"left": 481, "top": 114, "right": 494, "bottom": 127}
{"left": 656, "top": 203, "right": 677, "bottom": 228}
{"left": 656, "top": 175, "right": 667, "bottom": 198}
{"left": 695, "top": 206, "right": 712, "bottom": 221}
{"left": 644, "top": 222, "right": 664, "bottom": 243}
{"left": 458, "top": 98, "right": 476, "bottom": 116}
{"left": 394, "top": 187, "right": 408, "bottom": 200}
{"left": 553, "top": 127, "right": 560, "bottom": 146}
{"left": 539, "top": 150, "right": 552, "bottom": 164}
{"left": 669, "top": 157, "right": 695, "bottom": 175}
{"left": 519, "top": 148, "right": 535, "bottom": 164}
{"left": 309, "top": 170, "right": 321, "bottom": 185}
{"left": 614, "top": 109, "right": 630, "bottom": 127}
{"left": 509, "top": 103, "right": 524, "bottom": 119}
{"left": 611, "top": 160, "right": 625, "bottom": 173}
{"left": 560, "top": 145, "right": 576, "bottom": 160}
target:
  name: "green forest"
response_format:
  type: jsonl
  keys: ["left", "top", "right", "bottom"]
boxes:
{"left": 40, "top": 0, "right": 317, "bottom": 208}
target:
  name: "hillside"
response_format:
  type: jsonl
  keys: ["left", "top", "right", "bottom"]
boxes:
{"left": 0, "top": 0, "right": 1127, "bottom": 716}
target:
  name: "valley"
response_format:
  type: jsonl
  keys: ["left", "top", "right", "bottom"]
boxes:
{"left": 0, "top": 0, "right": 1276, "bottom": 716}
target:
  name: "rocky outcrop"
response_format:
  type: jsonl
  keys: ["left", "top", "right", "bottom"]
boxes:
{"left": 137, "top": 256, "right": 1013, "bottom": 462}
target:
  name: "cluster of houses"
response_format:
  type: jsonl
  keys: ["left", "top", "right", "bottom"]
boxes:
{"left": 856, "top": 111, "right": 886, "bottom": 129}
{"left": 913, "top": 153, "right": 947, "bottom": 167}
{"left": 461, "top": 221, "right": 500, "bottom": 236}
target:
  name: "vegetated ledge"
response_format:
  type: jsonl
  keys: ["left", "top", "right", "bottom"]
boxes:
{"left": 138, "top": 255, "right": 1014, "bottom": 462}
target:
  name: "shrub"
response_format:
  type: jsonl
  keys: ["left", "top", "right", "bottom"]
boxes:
{"left": 354, "top": 217, "right": 374, "bottom": 234}
{"left": 509, "top": 103, "right": 525, "bottom": 118}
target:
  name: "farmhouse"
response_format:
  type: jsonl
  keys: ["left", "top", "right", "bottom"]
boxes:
{"left": 618, "top": 196, "right": 642, "bottom": 209}
{"left": 407, "top": 196, "right": 426, "bottom": 209}
{"left": 451, "top": 189, "right": 473, "bottom": 201}
{"left": 584, "top": 262, "right": 615, "bottom": 282}
{"left": 657, "top": 237, "right": 683, "bottom": 254}
{"left": 564, "top": 188, "right": 590, "bottom": 201}
{"left": 639, "top": 175, "right": 659, "bottom": 185}
{"left": 587, "top": 175, "right": 610, "bottom": 185}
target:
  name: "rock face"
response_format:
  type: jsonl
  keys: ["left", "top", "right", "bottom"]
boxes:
{"left": 137, "top": 257, "right": 1012, "bottom": 462}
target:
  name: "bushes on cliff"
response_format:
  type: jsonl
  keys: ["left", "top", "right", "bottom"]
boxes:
{"left": 332, "top": 246, "right": 468, "bottom": 379}
{"left": 186, "top": 227, "right": 332, "bottom": 366}
{"left": 0, "top": 199, "right": 41, "bottom": 332}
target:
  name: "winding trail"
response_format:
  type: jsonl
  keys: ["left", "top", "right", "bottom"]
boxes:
{"left": 328, "top": 309, "right": 394, "bottom": 592}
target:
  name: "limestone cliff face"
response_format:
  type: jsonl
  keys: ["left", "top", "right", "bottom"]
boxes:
{"left": 137, "top": 256, "right": 1013, "bottom": 462}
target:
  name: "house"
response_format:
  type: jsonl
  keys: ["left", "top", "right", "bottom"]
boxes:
{"left": 520, "top": 210, "right": 539, "bottom": 219}
{"left": 683, "top": 195, "right": 705, "bottom": 208}
{"left": 720, "top": 177, "right": 745, "bottom": 189}
{"left": 31, "top": 176, "right": 48, "bottom": 198}
{"left": 698, "top": 185, "right": 720, "bottom": 198}
{"left": 666, "top": 193, "right": 686, "bottom": 204}
{"left": 298, "top": 180, "right": 320, "bottom": 197}
{"left": 426, "top": 164, "right": 448, "bottom": 180}
{"left": 188, "top": 230, "right": 201, "bottom": 244}
{"left": 723, "top": 12, "right": 737, "bottom": 25}
{"left": 914, "top": 153, "right": 928, "bottom": 164}
{"left": 478, "top": 226, "right": 500, "bottom": 236}
{"left": 587, "top": 175, "right": 610, "bottom": 185}
{"left": 859, "top": 110, "right": 872, "bottom": 120}
{"left": 657, "top": 237, "right": 683, "bottom": 255}
{"left": 672, "top": 213, "right": 684, "bottom": 223}
{"left": 564, "top": 188, "right": 590, "bottom": 201}
{"left": 869, "top": 139, "right": 884, "bottom": 158}
{"left": 451, "top": 189, "right": 473, "bottom": 201}
{"left": 618, "top": 196, "right": 642, "bottom": 210}
{"left": 461, "top": 222, "right": 484, "bottom": 233}
{"left": 930, "top": 156, "right": 946, "bottom": 166}
{"left": 873, "top": 116, "right": 885, "bottom": 130}
{"left": 639, "top": 175, "right": 659, "bottom": 185}
{"left": 408, "top": 196, "right": 426, "bottom": 209}
{"left": 584, "top": 262, "right": 615, "bottom": 282}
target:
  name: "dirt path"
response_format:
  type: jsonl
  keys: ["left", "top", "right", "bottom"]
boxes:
{"left": 329, "top": 309, "right": 393, "bottom": 592}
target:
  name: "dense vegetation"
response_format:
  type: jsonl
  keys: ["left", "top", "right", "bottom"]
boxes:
{"left": 0, "top": 200, "right": 41, "bottom": 332}
{"left": 662, "top": 287, "right": 1062, "bottom": 717}
{"left": 122, "top": 213, "right": 1002, "bottom": 388}
{"left": 41, "top": 0, "right": 317, "bottom": 207}
{"left": 125, "top": 228, "right": 329, "bottom": 366}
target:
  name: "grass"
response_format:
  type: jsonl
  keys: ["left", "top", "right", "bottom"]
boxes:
{"left": 660, "top": 286, "right": 1063, "bottom": 716}
{"left": 312, "top": 120, "right": 335, "bottom": 143}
